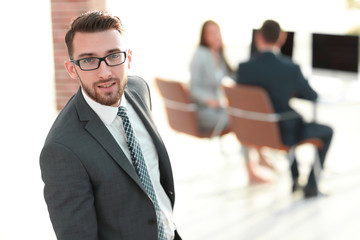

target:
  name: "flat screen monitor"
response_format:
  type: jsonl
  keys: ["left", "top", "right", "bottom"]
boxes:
{"left": 312, "top": 33, "right": 359, "bottom": 73}
{"left": 250, "top": 29, "right": 295, "bottom": 58}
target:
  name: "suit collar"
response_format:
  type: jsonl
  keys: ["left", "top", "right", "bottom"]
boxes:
{"left": 74, "top": 85, "right": 174, "bottom": 204}
{"left": 74, "top": 88, "right": 146, "bottom": 191}
{"left": 124, "top": 86, "right": 175, "bottom": 200}
{"left": 258, "top": 46, "right": 280, "bottom": 54}
{"left": 80, "top": 88, "right": 135, "bottom": 126}
{"left": 259, "top": 51, "right": 278, "bottom": 57}
{"left": 80, "top": 88, "right": 119, "bottom": 125}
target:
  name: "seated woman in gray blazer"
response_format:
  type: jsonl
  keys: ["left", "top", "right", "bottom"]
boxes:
{"left": 190, "top": 20, "right": 231, "bottom": 134}
{"left": 190, "top": 20, "right": 273, "bottom": 183}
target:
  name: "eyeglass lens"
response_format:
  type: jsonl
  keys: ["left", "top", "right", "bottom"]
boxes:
{"left": 79, "top": 52, "right": 126, "bottom": 70}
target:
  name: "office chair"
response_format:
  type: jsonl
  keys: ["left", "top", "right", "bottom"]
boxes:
{"left": 155, "top": 77, "right": 230, "bottom": 139}
{"left": 223, "top": 84, "right": 324, "bottom": 183}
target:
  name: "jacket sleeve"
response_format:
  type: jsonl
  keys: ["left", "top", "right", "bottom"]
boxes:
{"left": 294, "top": 65, "right": 318, "bottom": 101}
{"left": 40, "top": 141, "right": 98, "bottom": 240}
{"left": 189, "top": 48, "right": 217, "bottom": 104}
{"left": 236, "top": 63, "right": 251, "bottom": 85}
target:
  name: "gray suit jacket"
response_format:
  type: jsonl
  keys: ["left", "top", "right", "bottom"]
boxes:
{"left": 190, "top": 46, "right": 230, "bottom": 105}
{"left": 40, "top": 76, "right": 179, "bottom": 240}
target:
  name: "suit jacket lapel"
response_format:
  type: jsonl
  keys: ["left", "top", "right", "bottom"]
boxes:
{"left": 125, "top": 88, "right": 175, "bottom": 203}
{"left": 74, "top": 89, "right": 145, "bottom": 191}
{"left": 124, "top": 89, "right": 169, "bottom": 165}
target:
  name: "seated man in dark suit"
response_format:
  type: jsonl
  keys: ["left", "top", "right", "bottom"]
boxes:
{"left": 236, "top": 19, "right": 333, "bottom": 199}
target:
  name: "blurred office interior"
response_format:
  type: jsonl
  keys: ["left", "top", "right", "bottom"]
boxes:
{"left": 0, "top": 0, "right": 359, "bottom": 239}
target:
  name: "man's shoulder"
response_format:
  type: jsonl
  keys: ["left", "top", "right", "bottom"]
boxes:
{"left": 127, "top": 76, "right": 150, "bottom": 98}
{"left": 126, "top": 75, "right": 151, "bottom": 109}
{"left": 44, "top": 91, "right": 84, "bottom": 143}
{"left": 127, "top": 75, "right": 148, "bottom": 90}
{"left": 277, "top": 54, "right": 298, "bottom": 67}
{"left": 243, "top": 52, "right": 299, "bottom": 70}
{"left": 238, "top": 55, "right": 260, "bottom": 69}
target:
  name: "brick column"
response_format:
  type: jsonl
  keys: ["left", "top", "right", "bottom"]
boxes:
{"left": 51, "top": 0, "right": 106, "bottom": 110}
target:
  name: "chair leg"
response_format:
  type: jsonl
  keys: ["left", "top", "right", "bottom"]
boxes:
{"left": 286, "top": 147, "right": 296, "bottom": 168}
{"left": 210, "top": 114, "right": 229, "bottom": 156}
{"left": 311, "top": 147, "right": 322, "bottom": 187}
{"left": 213, "top": 135, "right": 228, "bottom": 156}
{"left": 210, "top": 114, "right": 228, "bottom": 138}
{"left": 287, "top": 146, "right": 322, "bottom": 193}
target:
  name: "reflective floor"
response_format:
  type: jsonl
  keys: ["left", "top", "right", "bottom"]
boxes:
{"left": 2, "top": 2, "right": 360, "bottom": 239}
{"left": 170, "top": 136, "right": 360, "bottom": 240}
{"left": 2, "top": 81, "right": 359, "bottom": 240}
{"left": 151, "top": 80, "right": 360, "bottom": 240}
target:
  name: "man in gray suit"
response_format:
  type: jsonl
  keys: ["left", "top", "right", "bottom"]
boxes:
{"left": 40, "top": 11, "right": 181, "bottom": 240}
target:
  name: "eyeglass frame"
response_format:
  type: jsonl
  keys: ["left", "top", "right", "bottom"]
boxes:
{"left": 70, "top": 51, "right": 127, "bottom": 71}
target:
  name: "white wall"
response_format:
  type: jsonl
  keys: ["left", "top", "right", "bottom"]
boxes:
{"left": 0, "top": 1, "right": 359, "bottom": 239}
{"left": 107, "top": 0, "right": 360, "bottom": 81}
{"left": 0, "top": 0, "right": 57, "bottom": 239}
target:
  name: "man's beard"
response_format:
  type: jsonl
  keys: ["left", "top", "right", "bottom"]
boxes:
{"left": 80, "top": 76, "right": 127, "bottom": 106}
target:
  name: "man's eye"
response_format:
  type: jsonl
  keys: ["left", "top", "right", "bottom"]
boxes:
{"left": 82, "top": 58, "right": 95, "bottom": 64}
{"left": 109, "top": 53, "right": 120, "bottom": 59}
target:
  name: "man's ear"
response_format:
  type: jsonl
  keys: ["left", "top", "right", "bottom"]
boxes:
{"left": 64, "top": 60, "right": 79, "bottom": 79}
{"left": 127, "top": 49, "right": 132, "bottom": 69}
{"left": 254, "top": 31, "right": 264, "bottom": 49}
{"left": 277, "top": 31, "right": 288, "bottom": 48}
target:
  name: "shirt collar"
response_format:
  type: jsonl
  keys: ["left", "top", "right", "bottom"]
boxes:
{"left": 81, "top": 88, "right": 127, "bottom": 126}
{"left": 260, "top": 46, "right": 281, "bottom": 55}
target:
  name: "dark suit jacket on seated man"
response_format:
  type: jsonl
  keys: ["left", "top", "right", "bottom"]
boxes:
{"left": 40, "top": 11, "right": 181, "bottom": 240}
{"left": 236, "top": 19, "right": 333, "bottom": 199}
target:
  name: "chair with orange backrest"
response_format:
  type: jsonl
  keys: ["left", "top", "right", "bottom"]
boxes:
{"left": 155, "top": 77, "right": 230, "bottom": 139}
{"left": 223, "top": 84, "right": 324, "bottom": 184}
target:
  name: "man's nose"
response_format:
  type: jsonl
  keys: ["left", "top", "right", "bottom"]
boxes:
{"left": 97, "top": 60, "right": 112, "bottom": 79}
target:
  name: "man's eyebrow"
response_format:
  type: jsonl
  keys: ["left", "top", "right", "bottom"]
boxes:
{"left": 76, "top": 49, "right": 124, "bottom": 59}
{"left": 107, "top": 48, "right": 123, "bottom": 53}
{"left": 77, "top": 53, "right": 96, "bottom": 59}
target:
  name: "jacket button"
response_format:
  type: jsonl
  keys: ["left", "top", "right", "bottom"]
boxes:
{"left": 148, "top": 218, "right": 157, "bottom": 225}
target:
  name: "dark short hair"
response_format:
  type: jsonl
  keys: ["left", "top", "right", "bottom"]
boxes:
{"left": 259, "top": 20, "right": 281, "bottom": 44}
{"left": 65, "top": 10, "right": 124, "bottom": 59}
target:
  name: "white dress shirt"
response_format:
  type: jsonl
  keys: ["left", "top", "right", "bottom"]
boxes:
{"left": 81, "top": 89, "right": 175, "bottom": 239}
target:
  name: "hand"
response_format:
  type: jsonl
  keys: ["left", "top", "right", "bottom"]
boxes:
{"left": 206, "top": 99, "right": 221, "bottom": 108}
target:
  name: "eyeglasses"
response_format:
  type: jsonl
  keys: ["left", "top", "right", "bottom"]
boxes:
{"left": 71, "top": 51, "right": 127, "bottom": 71}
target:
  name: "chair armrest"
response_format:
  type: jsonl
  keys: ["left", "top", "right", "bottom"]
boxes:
{"left": 163, "top": 98, "right": 197, "bottom": 112}
{"left": 228, "top": 107, "right": 301, "bottom": 122}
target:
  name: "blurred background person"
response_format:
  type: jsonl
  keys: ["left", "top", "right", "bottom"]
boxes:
{"left": 189, "top": 20, "right": 232, "bottom": 134}
{"left": 236, "top": 19, "right": 333, "bottom": 198}
{"left": 190, "top": 20, "right": 273, "bottom": 183}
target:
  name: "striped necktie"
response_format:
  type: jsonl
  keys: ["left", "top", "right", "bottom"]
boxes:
{"left": 117, "top": 106, "right": 166, "bottom": 240}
